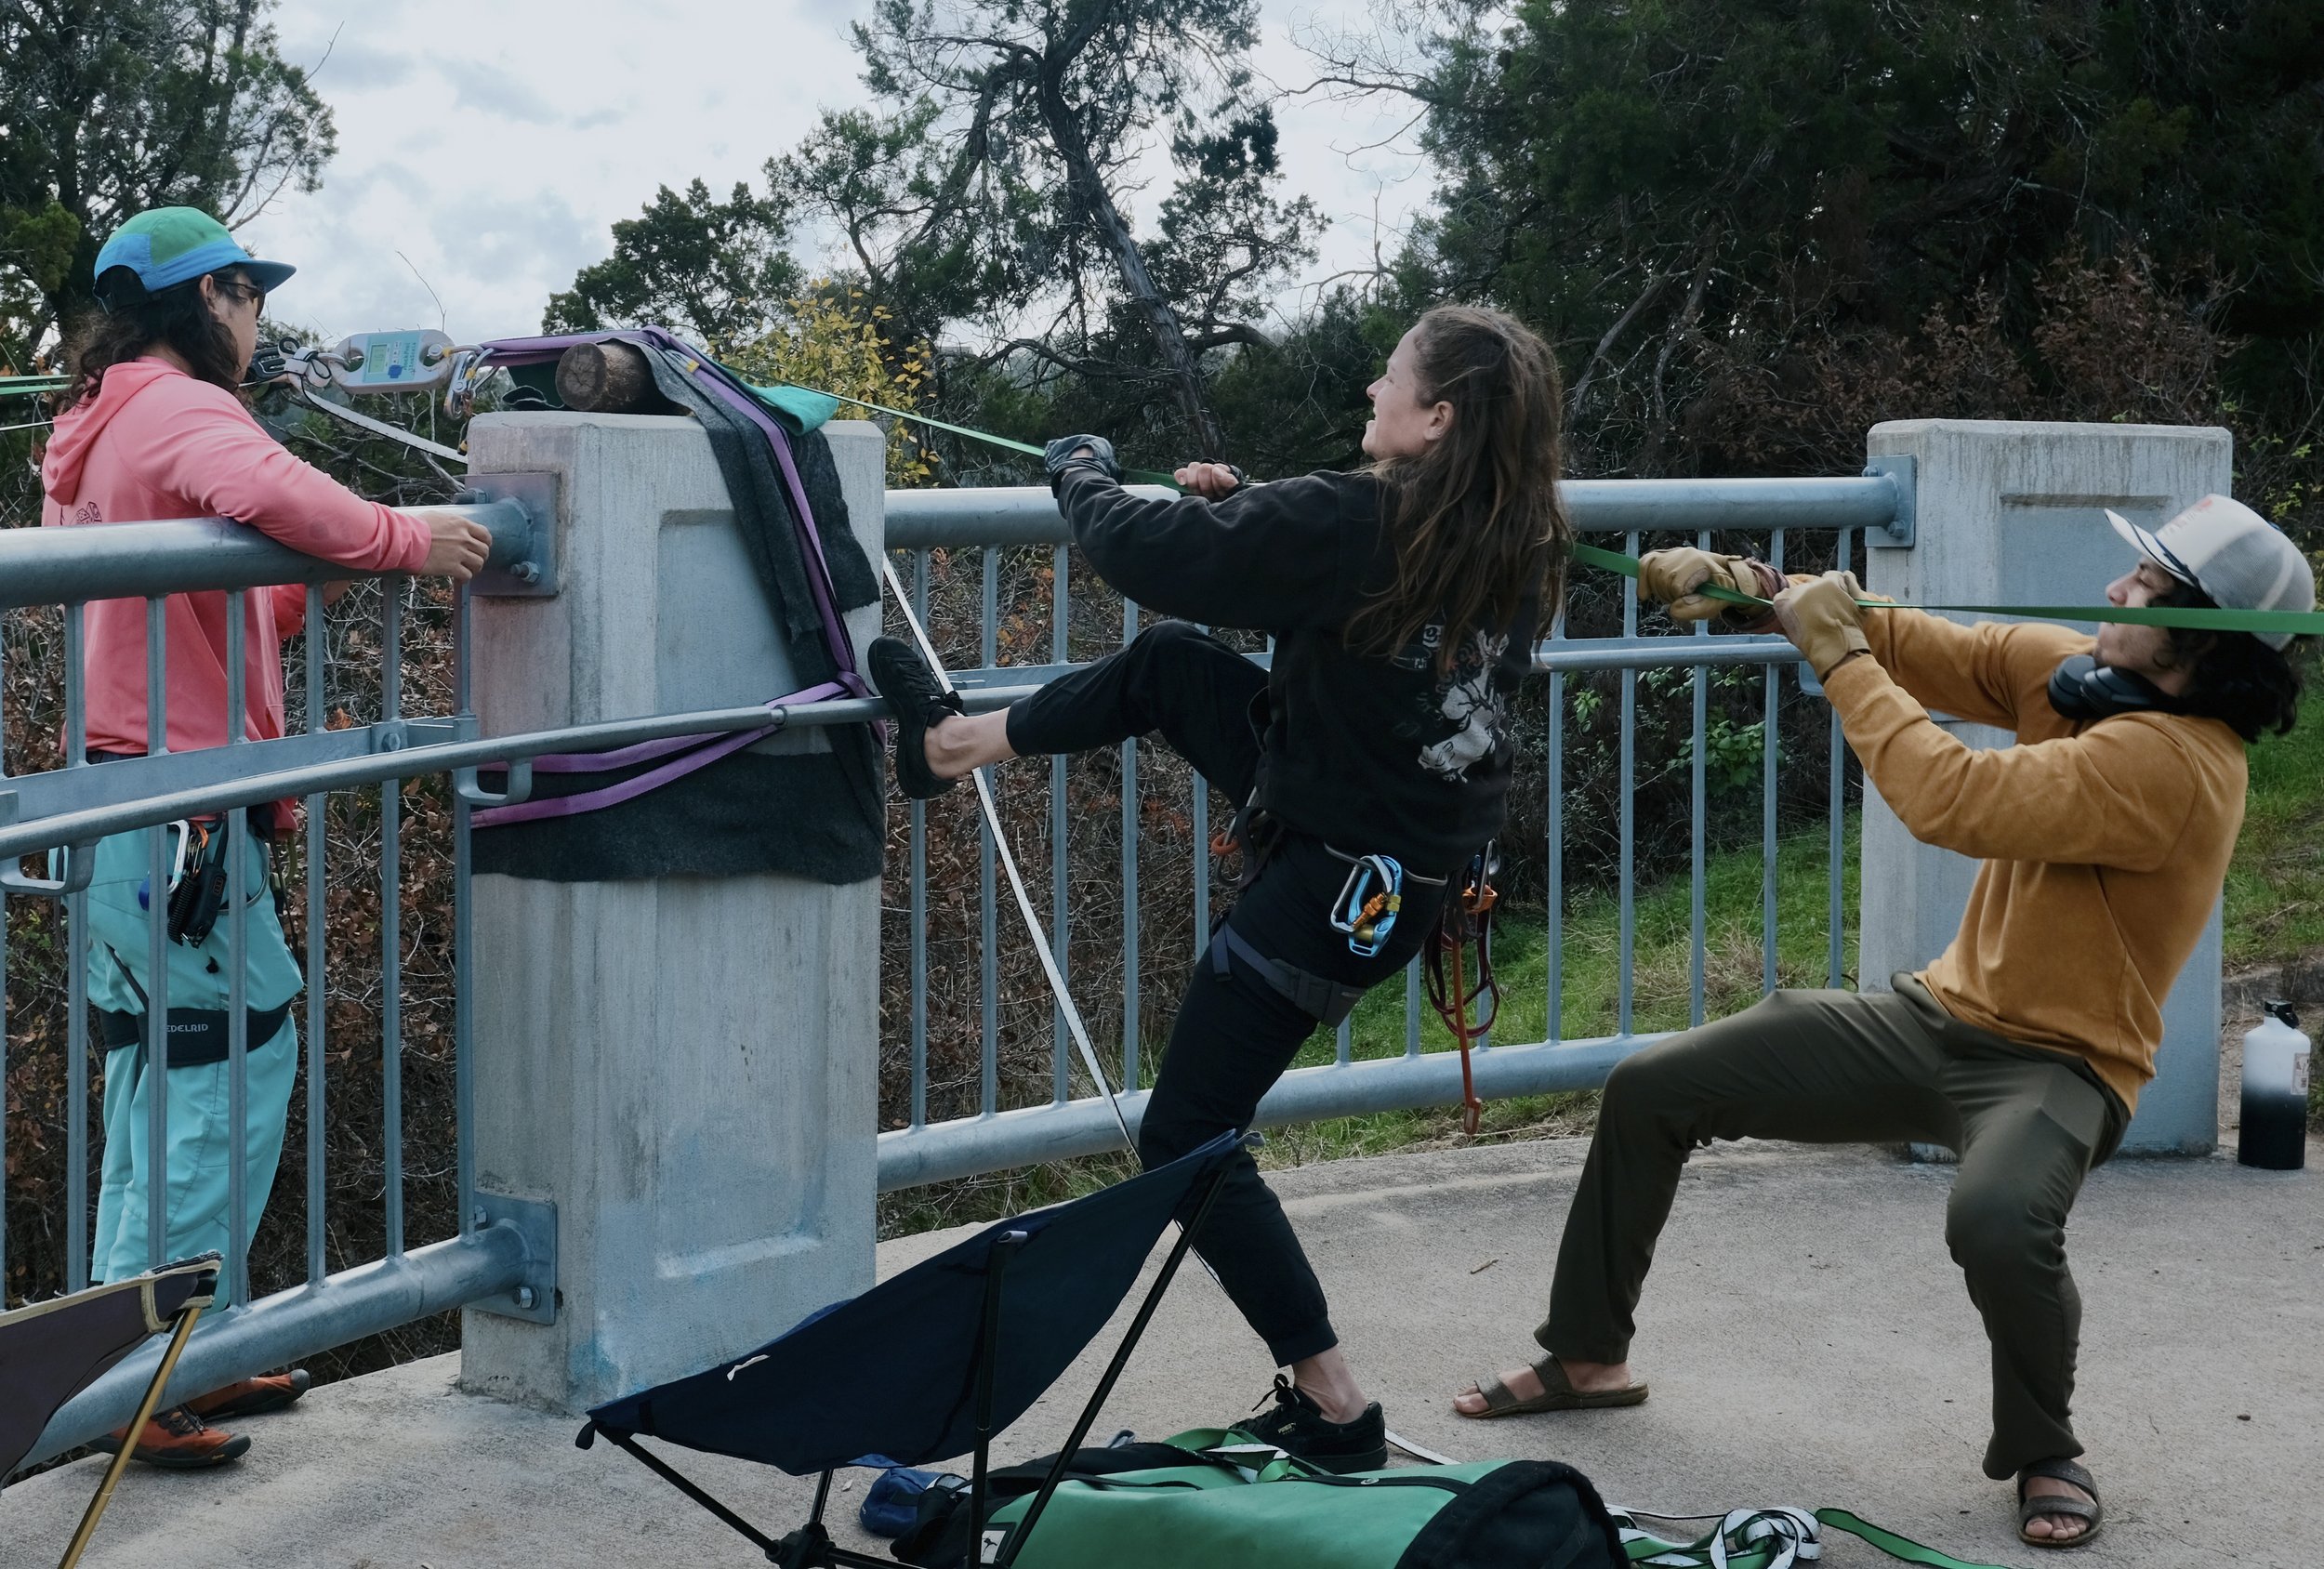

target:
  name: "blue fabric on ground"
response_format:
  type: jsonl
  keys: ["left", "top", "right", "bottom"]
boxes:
{"left": 861, "top": 1466, "right": 959, "bottom": 1536}
{"left": 585, "top": 1131, "right": 1238, "bottom": 1475}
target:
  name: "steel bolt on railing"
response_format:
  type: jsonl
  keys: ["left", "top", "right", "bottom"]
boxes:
{"left": 2, "top": 466, "right": 1895, "bottom": 1466}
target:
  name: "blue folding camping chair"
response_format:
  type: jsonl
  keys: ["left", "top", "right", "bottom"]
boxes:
{"left": 577, "top": 1131, "right": 1240, "bottom": 1568}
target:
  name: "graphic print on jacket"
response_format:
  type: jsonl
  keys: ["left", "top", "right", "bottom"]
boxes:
{"left": 1394, "top": 625, "right": 1514, "bottom": 784}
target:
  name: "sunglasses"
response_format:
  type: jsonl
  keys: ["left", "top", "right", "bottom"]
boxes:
{"left": 210, "top": 276, "right": 266, "bottom": 310}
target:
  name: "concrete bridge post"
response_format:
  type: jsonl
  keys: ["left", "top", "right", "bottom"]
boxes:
{"left": 459, "top": 413, "right": 886, "bottom": 1409}
{"left": 1857, "top": 419, "right": 2232, "bottom": 1154}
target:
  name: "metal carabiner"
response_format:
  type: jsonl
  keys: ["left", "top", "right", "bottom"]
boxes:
{"left": 1327, "top": 850, "right": 1405, "bottom": 957}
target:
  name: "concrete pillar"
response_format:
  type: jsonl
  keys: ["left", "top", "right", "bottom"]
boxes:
{"left": 1858, "top": 420, "right": 2231, "bottom": 1155}
{"left": 459, "top": 414, "right": 886, "bottom": 1409}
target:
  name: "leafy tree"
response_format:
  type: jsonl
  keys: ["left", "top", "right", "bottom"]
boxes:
{"left": 763, "top": 0, "right": 1320, "bottom": 458}
{"left": 723, "top": 283, "right": 942, "bottom": 485}
{"left": 542, "top": 179, "right": 802, "bottom": 356}
{"left": 0, "top": 0, "right": 335, "bottom": 371}
{"left": 1323, "top": 0, "right": 2324, "bottom": 483}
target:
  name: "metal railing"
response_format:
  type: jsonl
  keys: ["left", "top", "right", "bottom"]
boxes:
{"left": 0, "top": 494, "right": 880, "bottom": 1464}
{"left": 872, "top": 475, "right": 1901, "bottom": 1188}
{"left": 1, "top": 464, "right": 1900, "bottom": 1463}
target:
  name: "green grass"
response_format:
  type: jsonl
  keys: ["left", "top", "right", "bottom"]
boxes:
{"left": 2223, "top": 692, "right": 2324, "bottom": 969}
{"left": 1256, "top": 819, "right": 1862, "bottom": 1168}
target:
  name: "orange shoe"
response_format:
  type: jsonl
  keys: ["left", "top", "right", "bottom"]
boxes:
{"left": 91, "top": 1405, "right": 250, "bottom": 1470}
{"left": 185, "top": 1369, "right": 310, "bottom": 1420}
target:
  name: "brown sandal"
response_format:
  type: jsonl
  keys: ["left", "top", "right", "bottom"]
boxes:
{"left": 1456, "top": 1355, "right": 1648, "bottom": 1417}
{"left": 2016, "top": 1457, "right": 2103, "bottom": 1549}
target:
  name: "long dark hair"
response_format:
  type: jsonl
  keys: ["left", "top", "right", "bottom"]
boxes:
{"left": 2154, "top": 579, "right": 2306, "bottom": 742}
{"left": 1347, "top": 305, "right": 1570, "bottom": 670}
{"left": 55, "top": 270, "right": 244, "bottom": 415}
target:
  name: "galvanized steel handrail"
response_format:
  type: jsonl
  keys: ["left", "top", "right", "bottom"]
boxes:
{"left": 0, "top": 500, "right": 542, "bottom": 610}
{"left": 885, "top": 473, "right": 1909, "bottom": 551}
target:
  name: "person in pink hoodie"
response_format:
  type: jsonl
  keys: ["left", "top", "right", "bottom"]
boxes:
{"left": 40, "top": 207, "right": 490, "bottom": 1470}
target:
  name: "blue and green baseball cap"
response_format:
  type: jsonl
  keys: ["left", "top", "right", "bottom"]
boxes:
{"left": 93, "top": 207, "right": 296, "bottom": 297}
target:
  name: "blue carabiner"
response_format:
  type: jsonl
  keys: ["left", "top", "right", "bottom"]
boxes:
{"left": 1329, "top": 852, "right": 1405, "bottom": 958}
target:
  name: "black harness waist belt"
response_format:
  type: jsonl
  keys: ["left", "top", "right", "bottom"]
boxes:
{"left": 1208, "top": 925, "right": 1367, "bottom": 1028}
{"left": 99, "top": 1004, "right": 293, "bottom": 1068}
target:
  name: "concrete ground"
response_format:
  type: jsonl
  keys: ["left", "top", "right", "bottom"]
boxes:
{"left": 6, "top": 1134, "right": 2318, "bottom": 1569}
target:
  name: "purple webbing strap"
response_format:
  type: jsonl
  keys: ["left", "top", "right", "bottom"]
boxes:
{"left": 469, "top": 679, "right": 852, "bottom": 828}
{"left": 469, "top": 331, "right": 878, "bottom": 829}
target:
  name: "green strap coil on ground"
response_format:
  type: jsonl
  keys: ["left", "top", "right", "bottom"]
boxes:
{"left": 780, "top": 383, "right": 1185, "bottom": 490}
{"left": 1569, "top": 540, "right": 2324, "bottom": 639}
{"left": 1613, "top": 1504, "right": 2012, "bottom": 1569}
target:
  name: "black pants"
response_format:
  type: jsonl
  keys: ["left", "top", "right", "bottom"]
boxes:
{"left": 1008, "top": 623, "right": 1445, "bottom": 1365}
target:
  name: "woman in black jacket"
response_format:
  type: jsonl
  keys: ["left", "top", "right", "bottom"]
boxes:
{"left": 872, "top": 305, "right": 1570, "bottom": 1470}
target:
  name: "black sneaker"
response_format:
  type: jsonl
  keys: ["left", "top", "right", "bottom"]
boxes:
{"left": 868, "top": 636, "right": 965, "bottom": 799}
{"left": 1239, "top": 1374, "right": 1387, "bottom": 1474}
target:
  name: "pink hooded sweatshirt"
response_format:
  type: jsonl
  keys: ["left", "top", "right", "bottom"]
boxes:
{"left": 41, "top": 358, "right": 432, "bottom": 769}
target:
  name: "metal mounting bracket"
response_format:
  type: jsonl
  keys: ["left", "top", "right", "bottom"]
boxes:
{"left": 465, "top": 471, "right": 561, "bottom": 598}
{"left": 369, "top": 718, "right": 459, "bottom": 756}
{"left": 1864, "top": 455, "right": 1917, "bottom": 547}
{"left": 469, "top": 1192, "right": 559, "bottom": 1324}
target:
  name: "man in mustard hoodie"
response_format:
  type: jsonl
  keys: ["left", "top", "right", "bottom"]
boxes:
{"left": 1452, "top": 496, "right": 2315, "bottom": 1550}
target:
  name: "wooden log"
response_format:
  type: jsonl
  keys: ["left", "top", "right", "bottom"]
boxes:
{"left": 555, "top": 340, "right": 666, "bottom": 413}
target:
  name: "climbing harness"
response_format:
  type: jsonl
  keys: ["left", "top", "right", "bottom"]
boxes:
{"left": 1424, "top": 844, "right": 1500, "bottom": 1136}
{"left": 1570, "top": 540, "right": 2324, "bottom": 639}
{"left": 1607, "top": 1503, "right": 2014, "bottom": 1569}
{"left": 1208, "top": 924, "right": 1369, "bottom": 1029}
{"left": 1327, "top": 849, "right": 1406, "bottom": 957}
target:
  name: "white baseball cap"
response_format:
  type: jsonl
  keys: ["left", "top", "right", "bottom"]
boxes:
{"left": 2106, "top": 494, "right": 2317, "bottom": 651}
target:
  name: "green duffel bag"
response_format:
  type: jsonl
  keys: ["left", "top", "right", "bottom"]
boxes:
{"left": 980, "top": 1429, "right": 1624, "bottom": 1569}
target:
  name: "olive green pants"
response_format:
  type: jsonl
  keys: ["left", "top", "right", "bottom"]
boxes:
{"left": 1540, "top": 975, "right": 2127, "bottom": 1480}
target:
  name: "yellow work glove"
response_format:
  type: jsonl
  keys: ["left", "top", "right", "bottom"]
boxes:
{"left": 1775, "top": 572, "right": 1871, "bottom": 677}
{"left": 1637, "top": 547, "right": 1785, "bottom": 627}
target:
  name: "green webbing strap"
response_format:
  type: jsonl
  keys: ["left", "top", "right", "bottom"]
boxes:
{"left": 1570, "top": 539, "right": 2324, "bottom": 639}
{"left": 775, "top": 383, "right": 1185, "bottom": 490}
{"left": 1, "top": 374, "right": 68, "bottom": 398}
{"left": 1611, "top": 1504, "right": 2013, "bottom": 1569}
{"left": 1816, "top": 1508, "right": 2015, "bottom": 1568}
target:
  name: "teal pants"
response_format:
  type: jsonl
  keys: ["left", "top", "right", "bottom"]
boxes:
{"left": 85, "top": 825, "right": 303, "bottom": 1304}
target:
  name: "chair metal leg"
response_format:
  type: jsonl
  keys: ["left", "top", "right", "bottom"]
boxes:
{"left": 965, "top": 1230, "right": 1025, "bottom": 1567}
{"left": 58, "top": 1297, "right": 206, "bottom": 1569}
{"left": 994, "top": 1169, "right": 1233, "bottom": 1568}
{"left": 602, "top": 1429, "right": 781, "bottom": 1556}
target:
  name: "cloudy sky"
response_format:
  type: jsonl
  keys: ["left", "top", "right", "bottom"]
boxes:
{"left": 240, "top": 0, "right": 1435, "bottom": 350}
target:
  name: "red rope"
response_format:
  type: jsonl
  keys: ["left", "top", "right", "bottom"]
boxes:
{"left": 1427, "top": 867, "right": 1499, "bottom": 1136}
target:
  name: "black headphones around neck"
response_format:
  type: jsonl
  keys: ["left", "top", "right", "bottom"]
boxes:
{"left": 2046, "top": 654, "right": 2181, "bottom": 722}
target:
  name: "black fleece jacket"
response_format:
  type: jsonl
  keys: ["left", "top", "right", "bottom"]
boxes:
{"left": 1054, "top": 464, "right": 1537, "bottom": 877}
